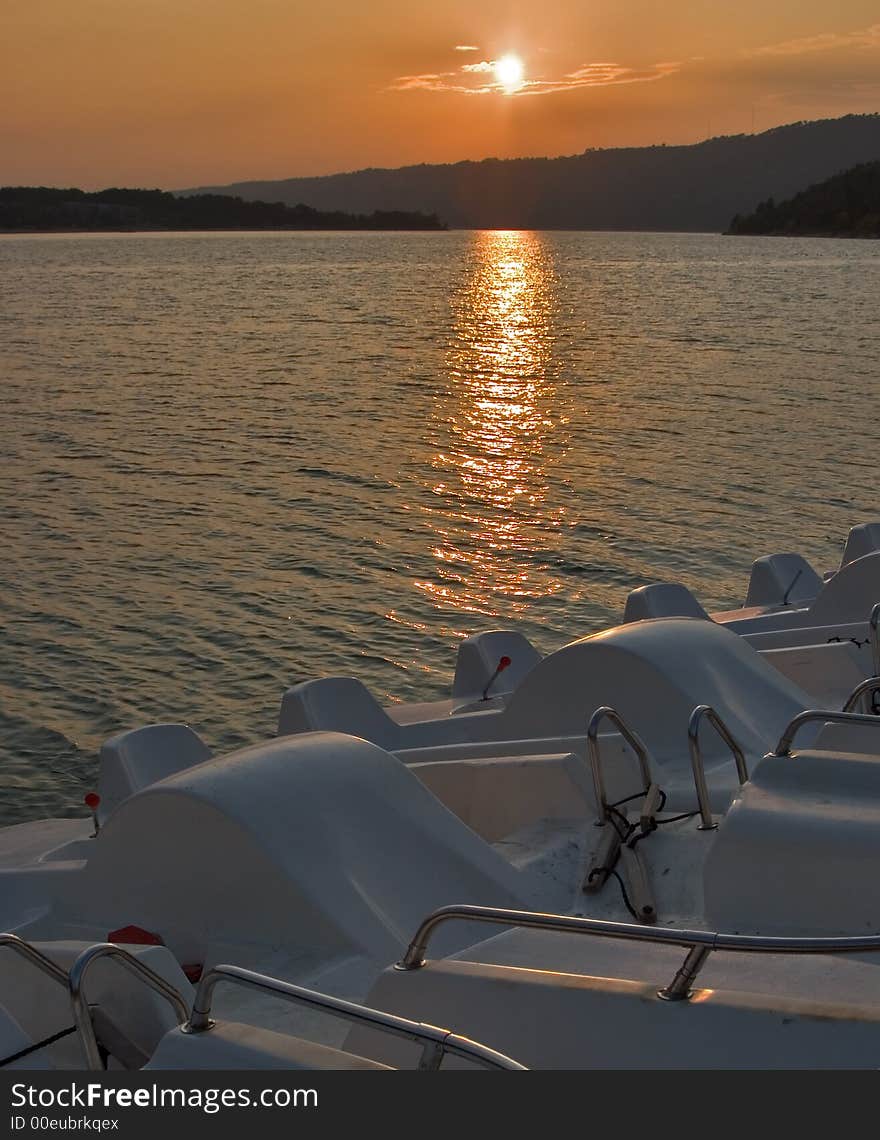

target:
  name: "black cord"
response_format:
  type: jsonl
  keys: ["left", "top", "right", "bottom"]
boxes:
{"left": 656, "top": 811, "right": 699, "bottom": 825}
{"left": 1, "top": 1024, "right": 77, "bottom": 1067}
{"left": 607, "top": 790, "right": 645, "bottom": 810}
{"left": 608, "top": 869, "right": 641, "bottom": 922}
{"left": 627, "top": 829, "right": 653, "bottom": 852}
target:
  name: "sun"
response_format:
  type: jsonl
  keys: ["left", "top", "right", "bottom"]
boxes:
{"left": 494, "top": 54, "right": 524, "bottom": 93}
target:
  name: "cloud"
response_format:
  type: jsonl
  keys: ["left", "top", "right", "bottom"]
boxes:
{"left": 753, "top": 23, "right": 880, "bottom": 57}
{"left": 524, "top": 62, "right": 680, "bottom": 95}
{"left": 389, "top": 58, "right": 680, "bottom": 97}
{"left": 390, "top": 74, "right": 456, "bottom": 92}
{"left": 388, "top": 72, "right": 495, "bottom": 95}
{"left": 454, "top": 45, "right": 480, "bottom": 52}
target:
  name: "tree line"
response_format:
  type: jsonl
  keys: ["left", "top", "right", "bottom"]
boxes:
{"left": 728, "top": 160, "right": 880, "bottom": 237}
{"left": 0, "top": 187, "right": 447, "bottom": 232}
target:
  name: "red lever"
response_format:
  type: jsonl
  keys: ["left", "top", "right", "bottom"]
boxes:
{"left": 482, "top": 655, "right": 513, "bottom": 701}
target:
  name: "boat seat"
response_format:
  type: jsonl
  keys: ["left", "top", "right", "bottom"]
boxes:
{"left": 97, "top": 724, "right": 211, "bottom": 823}
{"left": 705, "top": 741, "right": 880, "bottom": 934}
{"left": 410, "top": 752, "right": 592, "bottom": 843}
{"left": 0, "top": 940, "right": 193, "bottom": 1069}
{"left": 744, "top": 553, "right": 822, "bottom": 609}
{"left": 146, "top": 1021, "right": 391, "bottom": 1070}
{"left": 759, "top": 641, "right": 867, "bottom": 707}
{"left": 622, "top": 583, "right": 710, "bottom": 624}
{"left": 0, "top": 1003, "right": 55, "bottom": 1070}
{"left": 841, "top": 522, "right": 880, "bottom": 569}
{"left": 345, "top": 958, "right": 880, "bottom": 1069}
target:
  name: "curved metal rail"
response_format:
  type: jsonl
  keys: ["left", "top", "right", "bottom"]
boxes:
{"left": 774, "top": 709, "right": 880, "bottom": 757}
{"left": 1, "top": 933, "right": 68, "bottom": 988}
{"left": 842, "top": 676, "right": 880, "bottom": 715}
{"left": 69, "top": 943, "right": 190, "bottom": 1070}
{"left": 396, "top": 903, "right": 880, "bottom": 1001}
{"left": 687, "top": 705, "right": 749, "bottom": 830}
{"left": 587, "top": 706, "right": 653, "bottom": 824}
{"left": 184, "top": 964, "right": 525, "bottom": 1070}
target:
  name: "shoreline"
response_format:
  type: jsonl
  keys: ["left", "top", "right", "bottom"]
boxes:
{"left": 0, "top": 225, "right": 448, "bottom": 235}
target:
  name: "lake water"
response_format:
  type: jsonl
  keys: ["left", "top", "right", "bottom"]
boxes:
{"left": 1, "top": 229, "right": 878, "bottom": 824}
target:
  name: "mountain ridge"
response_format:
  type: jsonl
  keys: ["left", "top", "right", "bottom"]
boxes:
{"left": 181, "top": 114, "right": 880, "bottom": 231}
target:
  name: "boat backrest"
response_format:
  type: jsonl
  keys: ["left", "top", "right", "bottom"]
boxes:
{"left": 622, "top": 582, "right": 710, "bottom": 624}
{"left": 805, "top": 550, "right": 880, "bottom": 625}
{"left": 277, "top": 677, "right": 399, "bottom": 748}
{"left": 744, "top": 553, "right": 822, "bottom": 609}
{"left": 452, "top": 630, "right": 541, "bottom": 703}
{"left": 97, "top": 724, "right": 212, "bottom": 823}
{"left": 841, "top": 522, "right": 880, "bottom": 569}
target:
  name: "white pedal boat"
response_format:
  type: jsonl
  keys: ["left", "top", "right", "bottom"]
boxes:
{"left": 624, "top": 522, "right": 880, "bottom": 642}
{"left": 4, "top": 618, "right": 880, "bottom": 1070}
{"left": 335, "top": 523, "right": 880, "bottom": 738}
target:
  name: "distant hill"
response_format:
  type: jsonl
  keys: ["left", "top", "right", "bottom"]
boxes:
{"left": 727, "top": 160, "right": 880, "bottom": 237}
{"left": 182, "top": 114, "right": 880, "bottom": 232}
{"left": 0, "top": 187, "right": 446, "bottom": 232}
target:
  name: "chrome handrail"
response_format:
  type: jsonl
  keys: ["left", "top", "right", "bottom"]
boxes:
{"left": 871, "top": 602, "right": 880, "bottom": 678}
{"left": 1, "top": 933, "right": 69, "bottom": 988}
{"left": 587, "top": 706, "right": 652, "bottom": 824}
{"left": 396, "top": 903, "right": 880, "bottom": 1001}
{"left": 774, "top": 709, "right": 880, "bottom": 757}
{"left": 184, "top": 964, "right": 525, "bottom": 1070}
{"left": 687, "top": 705, "right": 748, "bottom": 830}
{"left": 842, "top": 676, "right": 880, "bottom": 715}
{"left": 69, "top": 943, "right": 191, "bottom": 1070}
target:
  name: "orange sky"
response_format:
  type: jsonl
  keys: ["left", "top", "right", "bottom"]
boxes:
{"left": 3, "top": 1, "right": 880, "bottom": 189}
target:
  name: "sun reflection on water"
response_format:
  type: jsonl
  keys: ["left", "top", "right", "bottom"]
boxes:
{"left": 417, "top": 230, "right": 572, "bottom": 617}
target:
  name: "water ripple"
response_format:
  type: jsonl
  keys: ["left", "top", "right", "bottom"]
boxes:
{"left": 1, "top": 229, "right": 878, "bottom": 823}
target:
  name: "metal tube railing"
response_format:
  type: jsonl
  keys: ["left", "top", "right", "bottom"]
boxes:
{"left": 69, "top": 943, "right": 191, "bottom": 1070}
{"left": 774, "top": 709, "right": 880, "bottom": 757}
{"left": 1, "top": 933, "right": 69, "bottom": 988}
{"left": 184, "top": 964, "right": 525, "bottom": 1070}
{"left": 842, "top": 676, "right": 880, "bottom": 715}
{"left": 687, "top": 705, "right": 749, "bottom": 830}
{"left": 396, "top": 903, "right": 880, "bottom": 1001}
{"left": 870, "top": 602, "right": 880, "bottom": 679}
{"left": 587, "top": 706, "right": 652, "bottom": 824}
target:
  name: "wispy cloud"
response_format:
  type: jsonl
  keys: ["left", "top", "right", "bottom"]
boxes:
{"left": 524, "top": 62, "right": 680, "bottom": 96}
{"left": 753, "top": 23, "right": 880, "bottom": 57}
{"left": 454, "top": 45, "right": 480, "bottom": 52}
{"left": 389, "top": 57, "right": 680, "bottom": 96}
